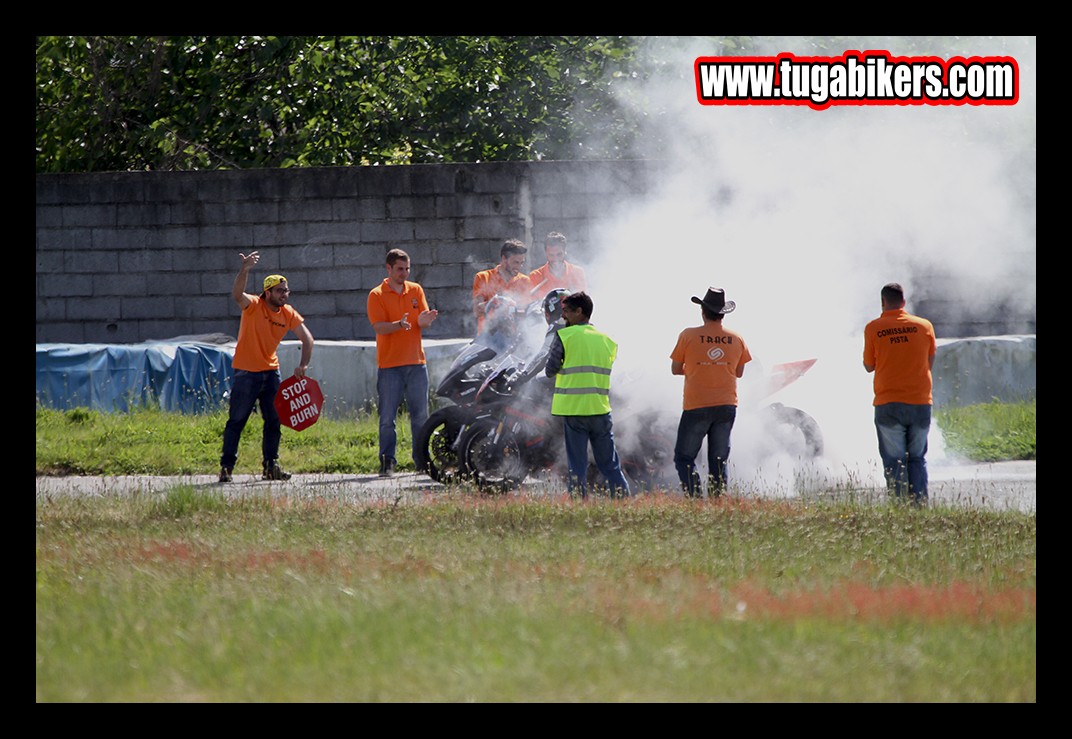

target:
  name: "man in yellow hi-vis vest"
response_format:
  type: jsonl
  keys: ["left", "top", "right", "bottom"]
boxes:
{"left": 544, "top": 292, "right": 631, "bottom": 499}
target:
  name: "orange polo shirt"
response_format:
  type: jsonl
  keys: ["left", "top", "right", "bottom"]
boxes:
{"left": 232, "top": 295, "right": 304, "bottom": 372}
{"left": 471, "top": 268, "right": 533, "bottom": 332}
{"left": 670, "top": 323, "right": 752, "bottom": 410}
{"left": 528, "top": 261, "right": 587, "bottom": 298}
{"left": 367, "top": 279, "right": 430, "bottom": 369}
{"left": 863, "top": 308, "right": 936, "bottom": 405}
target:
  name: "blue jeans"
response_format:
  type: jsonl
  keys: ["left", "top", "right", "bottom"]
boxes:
{"left": 377, "top": 364, "right": 430, "bottom": 464}
{"left": 220, "top": 369, "right": 282, "bottom": 470}
{"left": 874, "top": 402, "right": 931, "bottom": 505}
{"left": 674, "top": 405, "right": 736, "bottom": 497}
{"left": 561, "top": 414, "right": 631, "bottom": 499}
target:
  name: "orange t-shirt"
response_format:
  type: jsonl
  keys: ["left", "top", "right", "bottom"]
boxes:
{"left": 670, "top": 323, "right": 752, "bottom": 410}
{"left": 367, "top": 279, "right": 430, "bottom": 369}
{"left": 528, "top": 261, "right": 587, "bottom": 298}
{"left": 471, "top": 268, "right": 533, "bottom": 332}
{"left": 232, "top": 295, "right": 304, "bottom": 372}
{"left": 863, "top": 308, "right": 936, "bottom": 405}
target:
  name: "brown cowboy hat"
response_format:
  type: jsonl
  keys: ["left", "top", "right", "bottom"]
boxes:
{"left": 691, "top": 287, "right": 736, "bottom": 314}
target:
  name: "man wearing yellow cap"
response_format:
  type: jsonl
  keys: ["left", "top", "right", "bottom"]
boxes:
{"left": 219, "top": 251, "right": 315, "bottom": 483}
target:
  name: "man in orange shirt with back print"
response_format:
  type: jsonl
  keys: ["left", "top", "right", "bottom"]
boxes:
{"left": 863, "top": 282, "right": 937, "bottom": 507}
{"left": 670, "top": 287, "right": 752, "bottom": 499}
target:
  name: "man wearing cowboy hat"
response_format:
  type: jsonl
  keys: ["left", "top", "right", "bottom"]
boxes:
{"left": 670, "top": 287, "right": 752, "bottom": 498}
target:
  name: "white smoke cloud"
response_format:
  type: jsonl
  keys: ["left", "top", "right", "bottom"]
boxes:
{"left": 586, "top": 36, "right": 1035, "bottom": 496}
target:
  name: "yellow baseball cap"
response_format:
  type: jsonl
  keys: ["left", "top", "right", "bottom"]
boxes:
{"left": 263, "top": 274, "right": 288, "bottom": 292}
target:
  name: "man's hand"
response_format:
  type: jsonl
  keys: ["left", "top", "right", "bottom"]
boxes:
{"left": 399, "top": 314, "right": 411, "bottom": 331}
{"left": 418, "top": 309, "right": 439, "bottom": 328}
{"left": 233, "top": 251, "right": 260, "bottom": 307}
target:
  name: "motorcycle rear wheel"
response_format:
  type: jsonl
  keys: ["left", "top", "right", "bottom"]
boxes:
{"left": 457, "top": 416, "right": 527, "bottom": 494}
{"left": 762, "top": 403, "right": 824, "bottom": 458}
{"left": 413, "top": 406, "right": 469, "bottom": 483}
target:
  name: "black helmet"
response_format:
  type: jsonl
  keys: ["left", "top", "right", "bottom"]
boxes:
{"left": 542, "top": 288, "right": 571, "bottom": 323}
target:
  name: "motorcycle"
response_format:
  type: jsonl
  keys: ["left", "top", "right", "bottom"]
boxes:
{"left": 453, "top": 349, "right": 680, "bottom": 495}
{"left": 453, "top": 351, "right": 563, "bottom": 493}
{"left": 455, "top": 355, "right": 824, "bottom": 496}
{"left": 413, "top": 297, "right": 549, "bottom": 483}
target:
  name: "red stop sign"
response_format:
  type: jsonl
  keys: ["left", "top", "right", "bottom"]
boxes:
{"left": 274, "top": 376, "right": 324, "bottom": 431}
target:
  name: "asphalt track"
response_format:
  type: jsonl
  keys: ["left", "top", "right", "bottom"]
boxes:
{"left": 36, "top": 459, "right": 1036, "bottom": 513}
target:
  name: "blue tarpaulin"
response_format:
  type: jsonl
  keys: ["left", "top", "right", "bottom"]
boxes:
{"left": 36, "top": 339, "right": 235, "bottom": 413}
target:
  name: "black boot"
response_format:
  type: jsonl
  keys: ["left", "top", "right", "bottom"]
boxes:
{"left": 263, "top": 460, "right": 292, "bottom": 481}
{"left": 379, "top": 455, "right": 395, "bottom": 478}
{"left": 684, "top": 469, "right": 702, "bottom": 498}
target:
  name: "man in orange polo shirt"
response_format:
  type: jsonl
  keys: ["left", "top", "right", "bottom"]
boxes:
{"left": 670, "top": 287, "right": 752, "bottom": 498}
{"left": 528, "top": 231, "right": 587, "bottom": 299}
{"left": 219, "top": 251, "right": 315, "bottom": 483}
{"left": 471, "top": 239, "right": 532, "bottom": 334}
{"left": 368, "top": 248, "right": 439, "bottom": 477}
{"left": 863, "top": 282, "right": 937, "bottom": 507}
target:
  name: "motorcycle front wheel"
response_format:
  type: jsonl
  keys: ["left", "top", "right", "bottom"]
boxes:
{"left": 413, "top": 405, "right": 469, "bottom": 483}
{"left": 457, "top": 416, "right": 527, "bottom": 494}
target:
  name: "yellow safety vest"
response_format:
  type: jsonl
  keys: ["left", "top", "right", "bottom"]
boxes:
{"left": 552, "top": 323, "right": 617, "bottom": 416}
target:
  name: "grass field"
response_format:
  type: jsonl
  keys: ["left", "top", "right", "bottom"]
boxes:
{"left": 34, "top": 399, "right": 1036, "bottom": 477}
{"left": 36, "top": 490, "right": 1035, "bottom": 702}
{"left": 36, "top": 400, "right": 1035, "bottom": 702}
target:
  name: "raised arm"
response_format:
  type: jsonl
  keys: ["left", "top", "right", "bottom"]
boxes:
{"left": 232, "top": 251, "right": 260, "bottom": 309}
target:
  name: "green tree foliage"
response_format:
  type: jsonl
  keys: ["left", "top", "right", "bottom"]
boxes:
{"left": 36, "top": 35, "right": 654, "bottom": 172}
{"left": 37, "top": 36, "right": 1030, "bottom": 173}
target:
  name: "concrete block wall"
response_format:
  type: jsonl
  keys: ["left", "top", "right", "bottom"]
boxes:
{"left": 36, "top": 161, "right": 659, "bottom": 345}
{"left": 37, "top": 160, "right": 1033, "bottom": 344}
